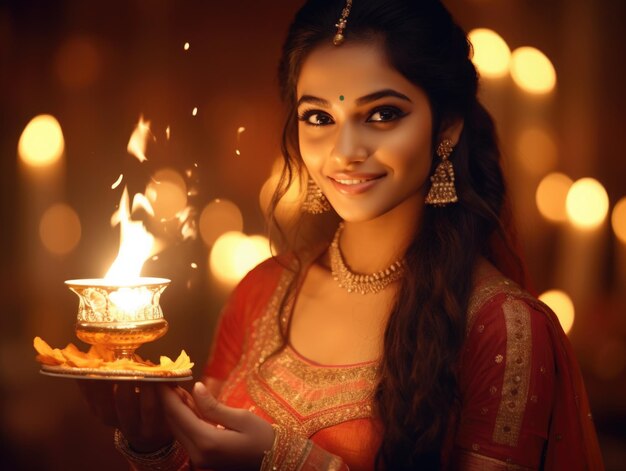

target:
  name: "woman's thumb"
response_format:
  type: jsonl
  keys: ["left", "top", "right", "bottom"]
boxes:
{"left": 192, "top": 382, "right": 247, "bottom": 431}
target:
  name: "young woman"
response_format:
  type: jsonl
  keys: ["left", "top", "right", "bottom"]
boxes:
{"left": 90, "top": 0, "right": 604, "bottom": 469}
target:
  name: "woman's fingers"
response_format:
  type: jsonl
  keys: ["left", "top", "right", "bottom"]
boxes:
{"left": 76, "top": 380, "right": 119, "bottom": 427}
{"left": 191, "top": 381, "right": 249, "bottom": 432}
{"left": 160, "top": 384, "right": 211, "bottom": 439}
{"left": 114, "top": 383, "right": 142, "bottom": 437}
{"left": 139, "top": 383, "right": 161, "bottom": 428}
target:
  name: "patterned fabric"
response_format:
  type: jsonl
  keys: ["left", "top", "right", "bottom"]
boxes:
{"left": 203, "top": 257, "right": 604, "bottom": 471}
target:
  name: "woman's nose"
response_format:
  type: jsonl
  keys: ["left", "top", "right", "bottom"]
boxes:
{"left": 331, "top": 122, "right": 369, "bottom": 165}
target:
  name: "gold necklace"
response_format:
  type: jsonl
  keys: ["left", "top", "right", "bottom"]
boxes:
{"left": 329, "top": 223, "right": 406, "bottom": 294}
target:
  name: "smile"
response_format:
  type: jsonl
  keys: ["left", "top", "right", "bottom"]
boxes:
{"left": 328, "top": 173, "right": 386, "bottom": 195}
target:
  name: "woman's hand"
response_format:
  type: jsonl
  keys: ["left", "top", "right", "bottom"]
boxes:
{"left": 160, "top": 381, "right": 275, "bottom": 470}
{"left": 77, "top": 381, "right": 173, "bottom": 453}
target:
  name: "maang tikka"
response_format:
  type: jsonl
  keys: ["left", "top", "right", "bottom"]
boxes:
{"left": 425, "top": 138, "right": 459, "bottom": 206}
{"left": 333, "top": 0, "right": 353, "bottom": 46}
{"left": 302, "top": 177, "right": 332, "bottom": 214}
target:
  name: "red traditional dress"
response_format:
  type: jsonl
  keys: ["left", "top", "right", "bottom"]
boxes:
{"left": 121, "top": 256, "right": 604, "bottom": 470}
{"left": 203, "top": 257, "right": 603, "bottom": 470}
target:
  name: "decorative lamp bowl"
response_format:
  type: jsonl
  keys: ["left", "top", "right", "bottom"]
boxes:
{"left": 65, "top": 277, "right": 170, "bottom": 360}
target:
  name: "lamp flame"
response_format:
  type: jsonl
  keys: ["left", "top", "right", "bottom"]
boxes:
{"left": 127, "top": 115, "right": 152, "bottom": 163}
{"left": 105, "top": 186, "right": 155, "bottom": 284}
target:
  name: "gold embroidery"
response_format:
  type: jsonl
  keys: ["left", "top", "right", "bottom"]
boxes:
{"left": 492, "top": 298, "right": 532, "bottom": 446}
{"left": 467, "top": 275, "right": 527, "bottom": 335}
{"left": 219, "top": 268, "right": 377, "bottom": 437}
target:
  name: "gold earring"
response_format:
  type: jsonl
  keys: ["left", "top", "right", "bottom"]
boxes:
{"left": 425, "top": 138, "right": 458, "bottom": 206}
{"left": 302, "top": 177, "right": 332, "bottom": 214}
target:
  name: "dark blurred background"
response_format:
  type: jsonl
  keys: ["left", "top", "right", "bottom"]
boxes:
{"left": 1, "top": 0, "right": 625, "bottom": 469}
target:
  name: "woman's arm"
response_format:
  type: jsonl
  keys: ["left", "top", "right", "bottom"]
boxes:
{"left": 452, "top": 294, "right": 555, "bottom": 470}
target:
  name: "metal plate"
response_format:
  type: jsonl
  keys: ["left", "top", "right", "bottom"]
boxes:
{"left": 40, "top": 364, "right": 193, "bottom": 382}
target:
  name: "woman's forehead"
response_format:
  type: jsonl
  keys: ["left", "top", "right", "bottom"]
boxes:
{"left": 296, "top": 42, "right": 419, "bottom": 102}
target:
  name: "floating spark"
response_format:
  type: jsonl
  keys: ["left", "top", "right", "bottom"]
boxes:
{"left": 235, "top": 126, "right": 246, "bottom": 156}
{"left": 111, "top": 174, "right": 124, "bottom": 190}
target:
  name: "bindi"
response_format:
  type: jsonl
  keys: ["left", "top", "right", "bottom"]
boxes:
{"left": 339, "top": 95, "right": 345, "bottom": 101}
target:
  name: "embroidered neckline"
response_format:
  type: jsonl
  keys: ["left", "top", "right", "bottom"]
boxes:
{"left": 219, "top": 267, "right": 378, "bottom": 437}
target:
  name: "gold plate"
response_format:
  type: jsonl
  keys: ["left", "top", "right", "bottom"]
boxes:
{"left": 40, "top": 364, "right": 193, "bottom": 382}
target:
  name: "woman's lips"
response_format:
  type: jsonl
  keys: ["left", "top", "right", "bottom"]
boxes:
{"left": 328, "top": 173, "right": 386, "bottom": 195}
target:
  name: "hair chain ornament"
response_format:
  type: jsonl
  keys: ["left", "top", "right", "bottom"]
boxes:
{"left": 329, "top": 222, "right": 406, "bottom": 294}
{"left": 333, "top": 0, "right": 353, "bottom": 46}
{"left": 425, "top": 138, "right": 458, "bottom": 206}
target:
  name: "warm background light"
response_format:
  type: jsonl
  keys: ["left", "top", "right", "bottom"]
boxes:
{"left": 209, "top": 232, "right": 272, "bottom": 286}
{"left": 515, "top": 127, "right": 558, "bottom": 175}
{"left": 54, "top": 36, "right": 101, "bottom": 89}
{"left": 566, "top": 178, "right": 609, "bottom": 229}
{"left": 18, "top": 115, "right": 65, "bottom": 167}
{"left": 611, "top": 197, "right": 626, "bottom": 244}
{"left": 199, "top": 199, "right": 244, "bottom": 246}
{"left": 39, "top": 203, "right": 81, "bottom": 256}
{"left": 539, "top": 289, "right": 575, "bottom": 334}
{"left": 468, "top": 28, "right": 511, "bottom": 78}
{"left": 510, "top": 46, "right": 557, "bottom": 94}
{"left": 146, "top": 168, "right": 188, "bottom": 220}
{"left": 259, "top": 160, "right": 304, "bottom": 220}
{"left": 535, "top": 172, "right": 573, "bottom": 222}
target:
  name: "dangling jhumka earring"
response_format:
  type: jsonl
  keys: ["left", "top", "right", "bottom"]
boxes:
{"left": 333, "top": 0, "right": 353, "bottom": 46}
{"left": 302, "top": 177, "right": 332, "bottom": 214}
{"left": 425, "top": 138, "right": 458, "bottom": 206}
{"left": 329, "top": 223, "right": 406, "bottom": 294}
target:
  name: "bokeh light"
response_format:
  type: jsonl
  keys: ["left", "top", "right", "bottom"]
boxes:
{"left": 515, "top": 127, "right": 558, "bottom": 175}
{"left": 209, "top": 232, "right": 272, "bottom": 286}
{"left": 535, "top": 172, "right": 573, "bottom": 223}
{"left": 199, "top": 199, "right": 244, "bottom": 246}
{"left": 611, "top": 197, "right": 626, "bottom": 244}
{"left": 55, "top": 36, "right": 101, "bottom": 89}
{"left": 468, "top": 28, "right": 511, "bottom": 79}
{"left": 259, "top": 159, "right": 303, "bottom": 219}
{"left": 539, "top": 289, "right": 575, "bottom": 334}
{"left": 565, "top": 178, "right": 609, "bottom": 230}
{"left": 39, "top": 203, "right": 81, "bottom": 255}
{"left": 510, "top": 47, "right": 557, "bottom": 94}
{"left": 18, "top": 115, "right": 65, "bottom": 167}
{"left": 146, "top": 168, "right": 187, "bottom": 220}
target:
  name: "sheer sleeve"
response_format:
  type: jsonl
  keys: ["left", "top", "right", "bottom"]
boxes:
{"left": 454, "top": 295, "right": 555, "bottom": 470}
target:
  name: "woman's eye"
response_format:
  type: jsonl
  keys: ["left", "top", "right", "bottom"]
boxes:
{"left": 298, "top": 111, "right": 334, "bottom": 126}
{"left": 367, "top": 107, "right": 405, "bottom": 123}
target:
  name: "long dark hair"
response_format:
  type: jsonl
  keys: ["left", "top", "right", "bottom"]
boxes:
{"left": 269, "top": 0, "right": 524, "bottom": 469}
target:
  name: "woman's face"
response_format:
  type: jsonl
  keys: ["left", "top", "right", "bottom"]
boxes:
{"left": 296, "top": 41, "right": 434, "bottom": 223}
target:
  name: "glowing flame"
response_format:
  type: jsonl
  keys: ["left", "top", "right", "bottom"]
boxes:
{"left": 105, "top": 186, "right": 155, "bottom": 283}
{"left": 127, "top": 116, "right": 153, "bottom": 163}
{"left": 176, "top": 206, "right": 197, "bottom": 241}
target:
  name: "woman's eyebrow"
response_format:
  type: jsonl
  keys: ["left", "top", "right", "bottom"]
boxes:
{"left": 356, "top": 89, "right": 412, "bottom": 105}
{"left": 296, "top": 89, "right": 412, "bottom": 108}
{"left": 297, "top": 95, "right": 330, "bottom": 107}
